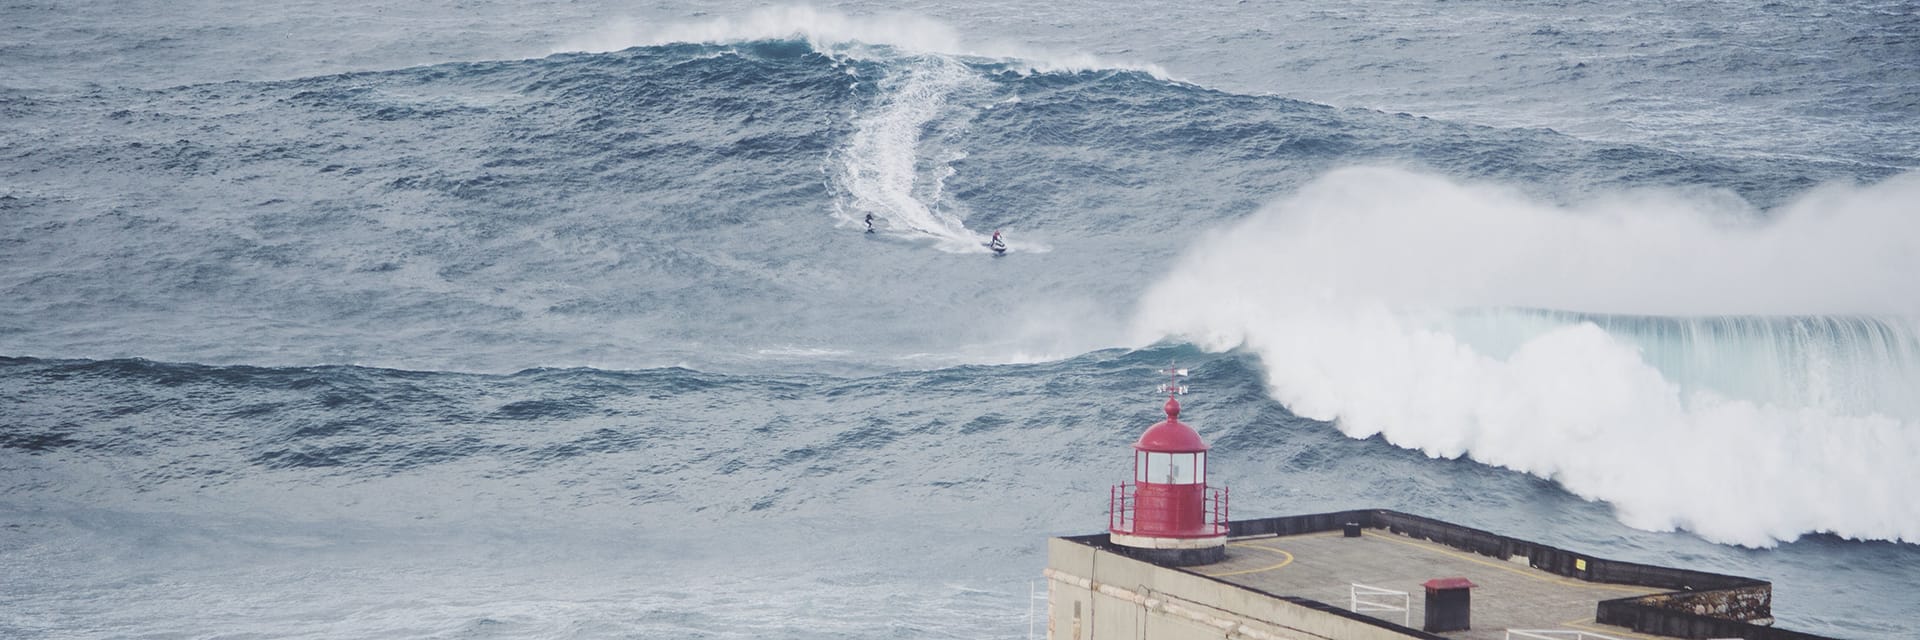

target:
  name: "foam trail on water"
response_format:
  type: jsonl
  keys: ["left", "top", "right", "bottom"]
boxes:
{"left": 834, "top": 56, "right": 998, "bottom": 253}
{"left": 550, "top": 5, "right": 1171, "bottom": 78}
{"left": 1131, "top": 166, "right": 1920, "bottom": 547}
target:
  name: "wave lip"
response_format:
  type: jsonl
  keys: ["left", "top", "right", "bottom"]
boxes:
{"left": 550, "top": 5, "right": 1171, "bottom": 79}
{"left": 1447, "top": 309, "right": 1920, "bottom": 420}
{"left": 1132, "top": 166, "right": 1920, "bottom": 547}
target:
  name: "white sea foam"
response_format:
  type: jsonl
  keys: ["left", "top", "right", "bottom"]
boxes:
{"left": 550, "top": 5, "right": 1171, "bottom": 78}
{"left": 825, "top": 52, "right": 1060, "bottom": 255}
{"left": 830, "top": 56, "right": 995, "bottom": 252}
{"left": 1131, "top": 166, "right": 1920, "bottom": 547}
{"left": 550, "top": 7, "right": 1141, "bottom": 256}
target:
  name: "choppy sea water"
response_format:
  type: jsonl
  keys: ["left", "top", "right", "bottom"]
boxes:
{"left": 3, "top": 1, "right": 1917, "bottom": 638}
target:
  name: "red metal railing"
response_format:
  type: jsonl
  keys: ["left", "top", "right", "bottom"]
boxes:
{"left": 1211, "top": 485, "right": 1230, "bottom": 535}
{"left": 1109, "top": 482, "right": 1229, "bottom": 537}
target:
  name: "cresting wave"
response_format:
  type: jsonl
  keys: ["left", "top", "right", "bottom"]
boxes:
{"left": 1131, "top": 166, "right": 1920, "bottom": 547}
{"left": 550, "top": 5, "right": 1171, "bottom": 79}
{"left": 556, "top": 7, "right": 1138, "bottom": 254}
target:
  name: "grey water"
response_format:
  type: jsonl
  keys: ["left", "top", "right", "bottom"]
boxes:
{"left": 3, "top": 1, "right": 1917, "bottom": 638}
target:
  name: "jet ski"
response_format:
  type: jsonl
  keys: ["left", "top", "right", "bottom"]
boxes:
{"left": 988, "top": 232, "right": 1007, "bottom": 255}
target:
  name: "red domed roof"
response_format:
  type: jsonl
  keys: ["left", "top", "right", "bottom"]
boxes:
{"left": 1134, "top": 397, "right": 1209, "bottom": 453}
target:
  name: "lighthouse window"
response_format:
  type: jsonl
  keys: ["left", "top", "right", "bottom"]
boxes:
{"left": 1141, "top": 452, "right": 1201, "bottom": 484}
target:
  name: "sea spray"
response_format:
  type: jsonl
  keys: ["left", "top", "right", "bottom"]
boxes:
{"left": 1132, "top": 166, "right": 1920, "bottom": 546}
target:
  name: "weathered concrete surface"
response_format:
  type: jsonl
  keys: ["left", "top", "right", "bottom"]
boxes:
{"left": 1046, "top": 537, "right": 1436, "bottom": 640}
{"left": 1199, "top": 530, "right": 1667, "bottom": 640}
{"left": 1045, "top": 530, "right": 1676, "bottom": 640}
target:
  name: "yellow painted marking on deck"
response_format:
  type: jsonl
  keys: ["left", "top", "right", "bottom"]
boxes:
{"left": 1361, "top": 531, "right": 1648, "bottom": 594}
{"left": 1199, "top": 541, "right": 1295, "bottom": 577}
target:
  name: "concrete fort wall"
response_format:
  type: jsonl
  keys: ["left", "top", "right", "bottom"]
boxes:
{"left": 1046, "top": 509, "right": 1835, "bottom": 640}
{"left": 1043, "top": 537, "right": 1442, "bottom": 640}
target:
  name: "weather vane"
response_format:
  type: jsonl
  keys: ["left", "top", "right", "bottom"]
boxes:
{"left": 1156, "top": 361, "right": 1189, "bottom": 396}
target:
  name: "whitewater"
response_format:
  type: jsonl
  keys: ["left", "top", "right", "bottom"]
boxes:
{"left": 3, "top": 1, "right": 1918, "bottom": 638}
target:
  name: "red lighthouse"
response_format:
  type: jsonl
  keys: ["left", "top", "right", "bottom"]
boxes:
{"left": 1109, "top": 375, "right": 1228, "bottom": 565}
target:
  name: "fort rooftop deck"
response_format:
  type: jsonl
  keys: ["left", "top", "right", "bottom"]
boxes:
{"left": 1044, "top": 509, "right": 1837, "bottom": 640}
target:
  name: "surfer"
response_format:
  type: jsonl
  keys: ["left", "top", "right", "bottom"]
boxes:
{"left": 989, "top": 230, "right": 1007, "bottom": 255}
{"left": 864, "top": 213, "right": 876, "bottom": 234}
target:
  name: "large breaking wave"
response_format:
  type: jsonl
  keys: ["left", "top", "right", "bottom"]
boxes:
{"left": 1133, "top": 166, "right": 1920, "bottom": 546}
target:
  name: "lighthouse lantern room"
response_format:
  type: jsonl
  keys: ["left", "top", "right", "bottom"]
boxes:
{"left": 1108, "top": 372, "right": 1228, "bottom": 566}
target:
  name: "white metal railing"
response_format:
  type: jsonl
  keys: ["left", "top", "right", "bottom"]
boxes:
{"left": 1506, "top": 631, "right": 1629, "bottom": 640}
{"left": 1349, "top": 583, "right": 1410, "bottom": 627}
{"left": 1029, "top": 578, "right": 1049, "bottom": 640}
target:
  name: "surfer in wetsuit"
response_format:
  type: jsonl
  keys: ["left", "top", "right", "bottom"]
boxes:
{"left": 864, "top": 213, "right": 876, "bottom": 233}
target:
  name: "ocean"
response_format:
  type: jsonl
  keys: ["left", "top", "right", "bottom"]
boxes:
{"left": 2, "top": 1, "right": 1917, "bottom": 637}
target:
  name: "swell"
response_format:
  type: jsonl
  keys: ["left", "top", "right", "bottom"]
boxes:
{"left": 3, "top": 37, "right": 1904, "bottom": 378}
{"left": 0, "top": 346, "right": 1619, "bottom": 547}
{"left": 0, "top": 349, "right": 1191, "bottom": 525}
{"left": 3, "top": 37, "right": 1897, "bottom": 375}
{"left": 0, "top": 347, "right": 1672, "bottom": 637}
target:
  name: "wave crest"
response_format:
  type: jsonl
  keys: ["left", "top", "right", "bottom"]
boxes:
{"left": 1131, "top": 166, "right": 1920, "bottom": 547}
{"left": 551, "top": 5, "right": 1170, "bottom": 79}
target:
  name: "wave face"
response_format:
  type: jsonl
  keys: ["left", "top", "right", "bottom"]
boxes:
{"left": 1450, "top": 310, "right": 1920, "bottom": 419}
{"left": 4, "top": 3, "right": 1920, "bottom": 639}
